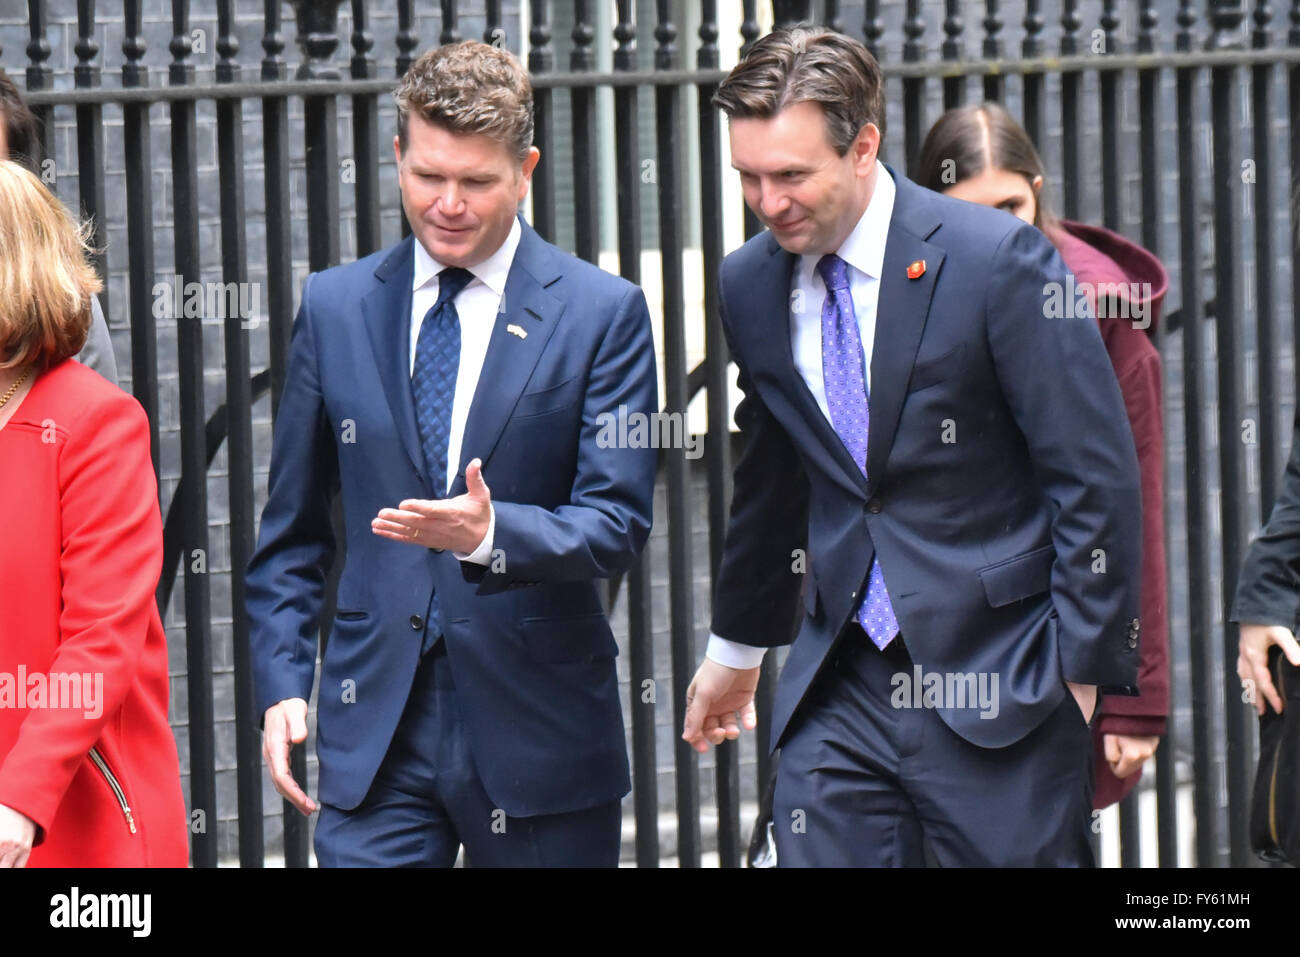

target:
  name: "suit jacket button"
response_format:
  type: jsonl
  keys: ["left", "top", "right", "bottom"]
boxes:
{"left": 867, "top": 498, "right": 882, "bottom": 514}
{"left": 1127, "top": 636, "right": 1138, "bottom": 649}
{"left": 410, "top": 615, "right": 424, "bottom": 630}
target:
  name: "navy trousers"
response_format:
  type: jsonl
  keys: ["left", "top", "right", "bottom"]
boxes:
{"left": 773, "top": 626, "right": 1096, "bottom": 867}
{"left": 313, "top": 642, "right": 622, "bottom": 867}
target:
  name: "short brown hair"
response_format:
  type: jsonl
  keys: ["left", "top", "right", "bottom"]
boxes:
{"left": 713, "top": 26, "right": 886, "bottom": 155}
{"left": 394, "top": 40, "right": 534, "bottom": 162}
{"left": 0, "top": 68, "right": 40, "bottom": 170}
{"left": 0, "top": 160, "right": 102, "bottom": 370}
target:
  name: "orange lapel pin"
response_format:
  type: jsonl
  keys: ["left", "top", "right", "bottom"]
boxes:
{"left": 907, "top": 259, "right": 926, "bottom": 280}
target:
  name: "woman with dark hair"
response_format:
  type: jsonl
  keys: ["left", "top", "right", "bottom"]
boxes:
{"left": 916, "top": 103, "right": 1170, "bottom": 812}
{"left": 0, "top": 160, "right": 188, "bottom": 867}
{"left": 0, "top": 67, "right": 117, "bottom": 387}
{"left": 0, "top": 68, "right": 39, "bottom": 169}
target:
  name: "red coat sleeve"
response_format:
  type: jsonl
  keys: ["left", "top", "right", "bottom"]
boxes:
{"left": 0, "top": 389, "right": 163, "bottom": 839}
{"left": 1097, "top": 346, "right": 1170, "bottom": 736}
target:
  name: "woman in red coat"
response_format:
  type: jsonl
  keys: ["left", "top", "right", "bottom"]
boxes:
{"left": 0, "top": 159, "right": 188, "bottom": 866}
{"left": 917, "top": 104, "right": 1170, "bottom": 811}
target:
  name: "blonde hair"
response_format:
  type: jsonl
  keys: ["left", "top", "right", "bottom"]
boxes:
{"left": 394, "top": 41, "right": 534, "bottom": 162}
{"left": 0, "top": 159, "right": 102, "bottom": 370}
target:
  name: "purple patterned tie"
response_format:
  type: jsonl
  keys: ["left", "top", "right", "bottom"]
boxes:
{"left": 817, "top": 253, "right": 899, "bottom": 650}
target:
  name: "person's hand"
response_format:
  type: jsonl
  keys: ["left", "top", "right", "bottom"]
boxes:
{"left": 372, "top": 458, "right": 491, "bottom": 554}
{"left": 1066, "top": 680, "right": 1097, "bottom": 725}
{"left": 1237, "top": 622, "right": 1300, "bottom": 716}
{"left": 0, "top": 803, "right": 37, "bottom": 868}
{"left": 682, "top": 659, "right": 760, "bottom": 753}
{"left": 263, "top": 697, "right": 316, "bottom": 815}
{"left": 1104, "top": 733, "right": 1159, "bottom": 778}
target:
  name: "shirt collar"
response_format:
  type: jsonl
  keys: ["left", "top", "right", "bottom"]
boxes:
{"left": 801, "top": 160, "right": 895, "bottom": 285}
{"left": 412, "top": 215, "right": 522, "bottom": 297}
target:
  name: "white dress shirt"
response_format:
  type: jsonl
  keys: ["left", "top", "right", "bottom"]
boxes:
{"left": 706, "top": 162, "right": 897, "bottom": 669}
{"left": 409, "top": 216, "right": 522, "bottom": 564}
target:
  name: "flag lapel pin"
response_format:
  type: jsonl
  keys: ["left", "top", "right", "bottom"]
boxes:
{"left": 506, "top": 323, "right": 528, "bottom": 339}
{"left": 906, "top": 259, "right": 926, "bottom": 280}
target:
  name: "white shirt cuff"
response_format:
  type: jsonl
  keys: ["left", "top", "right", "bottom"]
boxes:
{"left": 705, "top": 632, "right": 768, "bottom": 670}
{"left": 453, "top": 503, "right": 495, "bottom": 565}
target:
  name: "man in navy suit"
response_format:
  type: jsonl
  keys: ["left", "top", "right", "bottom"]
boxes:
{"left": 682, "top": 28, "right": 1143, "bottom": 866}
{"left": 246, "top": 41, "right": 656, "bottom": 866}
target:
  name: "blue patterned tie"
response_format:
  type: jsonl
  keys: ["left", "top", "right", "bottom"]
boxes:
{"left": 410, "top": 265, "right": 473, "bottom": 655}
{"left": 817, "top": 253, "right": 900, "bottom": 650}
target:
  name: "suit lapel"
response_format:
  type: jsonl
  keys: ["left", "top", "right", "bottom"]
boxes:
{"left": 751, "top": 234, "right": 870, "bottom": 499}
{"left": 361, "top": 236, "right": 433, "bottom": 492}
{"left": 447, "top": 220, "right": 564, "bottom": 496}
{"left": 864, "top": 170, "right": 945, "bottom": 495}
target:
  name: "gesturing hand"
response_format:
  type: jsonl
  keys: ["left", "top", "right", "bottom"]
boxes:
{"left": 682, "top": 658, "right": 760, "bottom": 753}
{"left": 372, "top": 457, "right": 492, "bottom": 554}
{"left": 1237, "top": 622, "right": 1300, "bottom": 716}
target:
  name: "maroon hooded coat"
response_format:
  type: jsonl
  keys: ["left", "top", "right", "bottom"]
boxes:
{"left": 1046, "top": 220, "right": 1171, "bottom": 810}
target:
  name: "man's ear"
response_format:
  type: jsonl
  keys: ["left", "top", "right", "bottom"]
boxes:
{"left": 852, "top": 122, "right": 880, "bottom": 176}
{"left": 393, "top": 134, "right": 402, "bottom": 168}
{"left": 517, "top": 146, "right": 541, "bottom": 200}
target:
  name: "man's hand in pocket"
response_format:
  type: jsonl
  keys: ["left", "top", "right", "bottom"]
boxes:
{"left": 1066, "top": 681, "right": 1097, "bottom": 725}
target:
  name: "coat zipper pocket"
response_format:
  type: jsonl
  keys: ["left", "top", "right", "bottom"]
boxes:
{"left": 88, "top": 746, "right": 137, "bottom": 835}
